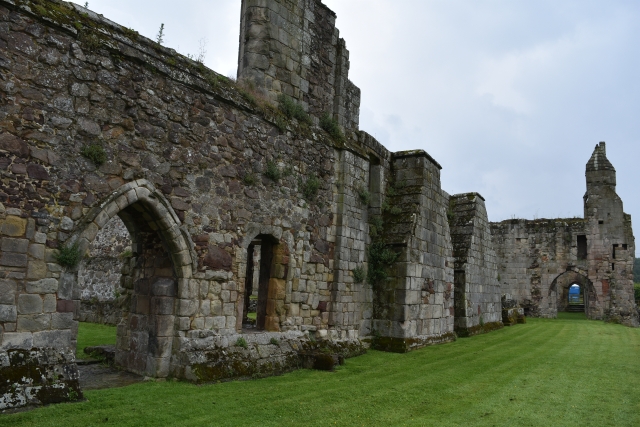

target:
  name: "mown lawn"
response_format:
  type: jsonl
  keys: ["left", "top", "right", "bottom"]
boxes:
{"left": 75, "top": 322, "right": 117, "bottom": 359}
{"left": 3, "top": 313, "right": 640, "bottom": 426}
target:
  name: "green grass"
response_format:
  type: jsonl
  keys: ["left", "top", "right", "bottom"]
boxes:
{"left": 75, "top": 322, "right": 117, "bottom": 359}
{"left": 4, "top": 314, "right": 640, "bottom": 426}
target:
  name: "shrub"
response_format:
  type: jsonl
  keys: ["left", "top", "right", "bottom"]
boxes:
{"left": 634, "top": 283, "right": 640, "bottom": 302}
{"left": 269, "top": 337, "right": 280, "bottom": 345}
{"left": 235, "top": 337, "right": 248, "bottom": 349}
{"left": 353, "top": 266, "right": 365, "bottom": 284}
{"left": 55, "top": 242, "right": 82, "bottom": 268}
{"left": 319, "top": 112, "right": 344, "bottom": 142}
{"left": 81, "top": 143, "right": 107, "bottom": 166}
{"left": 302, "top": 174, "right": 320, "bottom": 200}
{"left": 264, "top": 161, "right": 281, "bottom": 181}
{"left": 277, "top": 94, "right": 311, "bottom": 124}
{"left": 369, "top": 216, "right": 383, "bottom": 238}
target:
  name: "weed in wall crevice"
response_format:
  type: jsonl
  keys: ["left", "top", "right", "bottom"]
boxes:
{"left": 302, "top": 174, "right": 320, "bottom": 200}
{"left": 81, "top": 143, "right": 107, "bottom": 166}
{"left": 277, "top": 94, "right": 311, "bottom": 125}
{"left": 319, "top": 112, "right": 344, "bottom": 142}
{"left": 55, "top": 242, "right": 82, "bottom": 268}
{"left": 264, "top": 160, "right": 281, "bottom": 182}
{"left": 353, "top": 266, "right": 365, "bottom": 284}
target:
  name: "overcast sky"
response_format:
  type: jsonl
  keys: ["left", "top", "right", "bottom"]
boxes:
{"left": 84, "top": 0, "right": 640, "bottom": 255}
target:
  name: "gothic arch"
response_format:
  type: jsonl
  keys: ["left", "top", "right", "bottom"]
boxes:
{"left": 63, "top": 179, "right": 196, "bottom": 377}
{"left": 549, "top": 267, "right": 596, "bottom": 316}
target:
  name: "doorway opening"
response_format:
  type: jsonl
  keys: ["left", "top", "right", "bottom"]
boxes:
{"left": 566, "top": 283, "right": 585, "bottom": 313}
{"left": 242, "top": 234, "right": 277, "bottom": 331}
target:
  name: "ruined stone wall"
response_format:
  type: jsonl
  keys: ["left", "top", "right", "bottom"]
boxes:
{"left": 491, "top": 143, "right": 637, "bottom": 326}
{"left": 373, "top": 151, "right": 456, "bottom": 352}
{"left": 238, "top": 0, "right": 360, "bottom": 131}
{"left": 76, "top": 215, "right": 129, "bottom": 325}
{"left": 449, "top": 193, "right": 502, "bottom": 336}
{"left": 491, "top": 218, "right": 588, "bottom": 317}
{"left": 0, "top": 0, "right": 499, "bottom": 411}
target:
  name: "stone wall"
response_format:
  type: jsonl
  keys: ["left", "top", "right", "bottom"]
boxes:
{"left": 491, "top": 143, "right": 637, "bottom": 326}
{"left": 0, "top": 0, "right": 473, "bottom": 410}
{"left": 449, "top": 193, "right": 502, "bottom": 336}
{"left": 238, "top": 0, "right": 360, "bottom": 131}
{"left": 76, "top": 215, "right": 129, "bottom": 325}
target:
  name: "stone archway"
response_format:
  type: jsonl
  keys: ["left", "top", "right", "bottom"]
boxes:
{"left": 548, "top": 267, "right": 596, "bottom": 317}
{"left": 63, "top": 180, "right": 195, "bottom": 377}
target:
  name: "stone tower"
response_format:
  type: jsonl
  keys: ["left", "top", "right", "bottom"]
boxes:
{"left": 583, "top": 142, "right": 637, "bottom": 325}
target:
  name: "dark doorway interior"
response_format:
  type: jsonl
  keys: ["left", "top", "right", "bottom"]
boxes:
{"left": 243, "top": 235, "right": 276, "bottom": 331}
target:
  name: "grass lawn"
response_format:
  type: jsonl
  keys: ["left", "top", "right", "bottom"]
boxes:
{"left": 3, "top": 313, "right": 640, "bottom": 426}
{"left": 75, "top": 322, "right": 117, "bottom": 359}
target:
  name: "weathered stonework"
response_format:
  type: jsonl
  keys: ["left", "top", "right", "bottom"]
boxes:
{"left": 491, "top": 143, "right": 637, "bottom": 326}
{"left": 449, "top": 193, "right": 502, "bottom": 336}
{"left": 0, "top": 0, "right": 632, "bottom": 412}
{"left": 76, "top": 215, "right": 129, "bottom": 324}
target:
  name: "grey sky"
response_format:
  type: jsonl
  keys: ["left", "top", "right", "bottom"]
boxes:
{"left": 84, "top": 0, "right": 640, "bottom": 255}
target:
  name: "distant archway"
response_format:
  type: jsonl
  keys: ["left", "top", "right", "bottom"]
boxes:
{"left": 549, "top": 268, "right": 595, "bottom": 317}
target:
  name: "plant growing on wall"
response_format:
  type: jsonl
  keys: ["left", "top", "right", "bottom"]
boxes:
{"left": 80, "top": 143, "right": 107, "bottom": 166}
{"left": 264, "top": 160, "right": 281, "bottom": 181}
{"left": 55, "top": 242, "right": 82, "bottom": 268}
{"left": 319, "top": 112, "right": 344, "bottom": 142}
{"left": 352, "top": 266, "right": 366, "bottom": 284}
{"left": 277, "top": 94, "right": 311, "bottom": 124}
{"left": 302, "top": 174, "right": 320, "bottom": 200}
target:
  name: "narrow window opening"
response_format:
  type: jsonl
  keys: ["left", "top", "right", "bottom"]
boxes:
{"left": 622, "top": 244, "right": 628, "bottom": 250}
{"left": 611, "top": 263, "right": 615, "bottom": 271}
{"left": 368, "top": 155, "right": 382, "bottom": 210}
{"left": 613, "top": 244, "right": 618, "bottom": 259}
{"left": 598, "top": 220, "right": 604, "bottom": 225}
{"left": 577, "top": 235, "right": 587, "bottom": 260}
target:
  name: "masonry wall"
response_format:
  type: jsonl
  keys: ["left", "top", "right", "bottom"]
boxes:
{"left": 491, "top": 218, "right": 588, "bottom": 317}
{"left": 0, "top": 0, "right": 466, "bottom": 410}
{"left": 449, "top": 193, "right": 502, "bottom": 336}
{"left": 76, "top": 215, "right": 129, "bottom": 325}
{"left": 238, "top": 0, "right": 360, "bottom": 131}
{"left": 372, "top": 151, "right": 456, "bottom": 352}
{"left": 491, "top": 143, "right": 637, "bottom": 326}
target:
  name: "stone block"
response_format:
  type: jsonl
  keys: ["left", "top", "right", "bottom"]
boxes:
{"left": 0, "top": 279, "right": 17, "bottom": 304}
{"left": 0, "top": 252, "right": 27, "bottom": 267}
{"left": 51, "top": 312, "right": 74, "bottom": 329}
{"left": 152, "top": 297, "right": 174, "bottom": 315}
{"left": 18, "top": 294, "right": 43, "bottom": 314}
{"left": 43, "top": 294, "right": 57, "bottom": 313}
{"left": 177, "top": 299, "right": 197, "bottom": 316}
{"left": 1, "top": 332, "right": 33, "bottom": 349}
{"left": 1, "top": 237, "right": 28, "bottom": 253}
{"left": 28, "top": 243, "right": 45, "bottom": 260}
{"left": 26, "top": 260, "right": 47, "bottom": 279}
{"left": 0, "top": 304, "right": 17, "bottom": 322}
{"left": 17, "top": 314, "right": 50, "bottom": 331}
{"left": 1, "top": 216, "right": 26, "bottom": 236}
{"left": 26, "top": 278, "right": 59, "bottom": 294}
{"left": 33, "top": 329, "right": 71, "bottom": 348}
